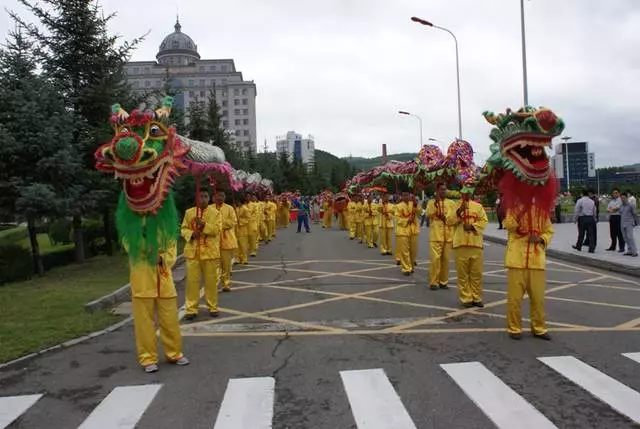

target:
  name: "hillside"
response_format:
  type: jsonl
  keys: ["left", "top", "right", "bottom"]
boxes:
{"left": 343, "top": 152, "right": 417, "bottom": 171}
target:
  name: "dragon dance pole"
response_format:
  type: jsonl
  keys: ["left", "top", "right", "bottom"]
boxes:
{"left": 520, "top": 0, "right": 529, "bottom": 106}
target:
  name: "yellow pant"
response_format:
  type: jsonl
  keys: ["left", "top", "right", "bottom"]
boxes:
{"left": 260, "top": 221, "right": 267, "bottom": 241}
{"left": 455, "top": 247, "right": 483, "bottom": 304}
{"left": 364, "top": 224, "right": 378, "bottom": 247}
{"left": 249, "top": 231, "right": 258, "bottom": 255}
{"left": 429, "top": 241, "right": 451, "bottom": 286}
{"left": 237, "top": 236, "right": 249, "bottom": 264}
{"left": 395, "top": 235, "right": 401, "bottom": 262}
{"left": 220, "top": 249, "right": 234, "bottom": 289}
{"left": 356, "top": 222, "right": 365, "bottom": 242}
{"left": 410, "top": 234, "right": 418, "bottom": 264}
{"left": 379, "top": 227, "right": 392, "bottom": 254}
{"left": 339, "top": 213, "right": 348, "bottom": 230}
{"left": 268, "top": 220, "right": 276, "bottom": 239}
{"left": 132, "top": 297, "right": 183, "bottom": 367}
{"left": 185, "top": 258, "right": 220, "bottom": 315}
{"left": 396, "top": 236, "right": 412, "bottom": 273}
{"left": 349, "top": 218, "right": 357, "bottom": 238}
{"left": 507, "top": 268, "right": 547, "bottom": 335}
{"left": 323, "top": 211, "right": 332, "bottom": 228}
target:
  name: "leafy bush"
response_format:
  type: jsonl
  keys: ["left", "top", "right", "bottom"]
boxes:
{"left": 48, "top": 219, "right": 73, "bottom": 245}
{"left": 83, "top": 219, "right": 105, "bottom": 256}
{"left": 42, "top": 248, "right": 77, "bottom": 271}
{"left": 0, "top": 226, "right": 28, "bottom": 243}
{"left": 0, "top": 243, "right": 33, "bottom": 285}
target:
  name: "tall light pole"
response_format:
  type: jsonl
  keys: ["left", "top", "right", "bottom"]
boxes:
{"left": 398, "top": 110, "right": 423, "bottom": 149}
{"left": 411, "top": 16, "right": 462, "bottom": 140}
{"left": 561, "top": 136, "right": 572, "bottom": 192}
{"left": 428, "top": 137, "right": 446, "bottom": 152}
{"left": 520, "top": 0, "right": 529, "bottom": 106}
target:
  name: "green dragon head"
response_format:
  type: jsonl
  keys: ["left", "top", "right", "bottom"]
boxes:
{"left": 482, "top": 106, "right": 565, "bottom": 185}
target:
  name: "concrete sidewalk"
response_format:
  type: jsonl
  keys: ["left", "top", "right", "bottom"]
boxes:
{"left": 483, "top": 221, "right": 640, "bottom": 277}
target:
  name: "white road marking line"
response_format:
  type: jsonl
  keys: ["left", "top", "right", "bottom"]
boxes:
{"left": 213, "top": 377, "right": 275, "bottom": 429}
{"left": 340, "top": 368, "right": 417, "bottom": 429}
{"left": 622, "top": 352, "right": 640, "bottom": 364}
{"left": 539, "top": 356, "right": 640, "bottom": 424}
{"left": 440, "top": 362, "right": 557, "bottom": 429}
{"left": 77, "top": 384, "right": 162, "bottom": 429}
{"left": 0, "top": 394, "right": 42, "bottom": 429}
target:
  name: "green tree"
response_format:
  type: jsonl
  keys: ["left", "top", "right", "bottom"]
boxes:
{"left": 0, "top": 27, "right": 78, "bottom": 274}
{"left": 12, "top": 0, "right": 144, "bottom": 263}
{"left": 186, "top": 97, "right": 208, "bottom": 141}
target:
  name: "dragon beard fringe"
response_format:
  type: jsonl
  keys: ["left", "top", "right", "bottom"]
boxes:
{"left": 498, "top": 170, "right": 558, "bottom": 216}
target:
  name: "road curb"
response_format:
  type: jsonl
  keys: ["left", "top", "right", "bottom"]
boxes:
{"left": 0, "top": 316, "right": 133, "bottom": 371}
{"left": 84, "top": 255, "right": 185, "bottom": 313}
{"left": 483, "top": 236, "right": 640, "bottom": 278}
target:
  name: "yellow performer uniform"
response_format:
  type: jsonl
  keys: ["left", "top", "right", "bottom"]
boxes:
{"left": 181, "top": 205, "right": 222, "bottom": 318}
{"left": 409, "top": 200, "right": 420, "bottom": 266}
{"left": 347, "top": 199, "right": 357, "bottom": 239}
{"left": 355, "top": 200, "right": 365, "bottom": 243}
{"left": 451, "top": 197, "right": 488, "bottom": 307}
{"left": 426, "top": 198, "right": 455, "bottom": 289}
{"left": 266, "top": 199, "right": 277, "bottom": 240}
{"left": 393, "top": 203, "right": 402, "bottom": 265}
{"left": 278, "top": 199, "right": 291, "bottom": 228}
{"left": 248, "top": 200, "right": 259, "bottom": 256}
{"left": 127, "top": 240, "right": 185, "bottom": 368}
{"left": 258, "top": 200, "right": 268, "bottom": 242}
{"left": 236, "top": 202, "right": 251, "bottom": 264}
{"left": 322, "top": 200, "right": 333, "bottom": 228}
{"left": 214, "top": 202, "right": 238, "bottom": 292}
{"left": 394, "top": 200, "right": 414, "bottom": 274}
{"left": 364, "top": 200, "right": 380, "bottom": 248}
{"left": 504, "top": 206, "right": 554, "bottom": 339}
{"left": 379, "top": 201, "right": 394, "bottom": 255}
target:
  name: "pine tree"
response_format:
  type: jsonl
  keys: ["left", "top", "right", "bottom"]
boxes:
{"left": 11, "top": 0, "right": 144, "bottom": 262}
{"left": 186, "top": 97, "right": 209, "bottom": 141}
{"left": 0, "top": 26, "right": 78, "bottom": 275}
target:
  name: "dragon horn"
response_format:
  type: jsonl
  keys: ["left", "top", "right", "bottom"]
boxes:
{"left": 155, "top": 95, "right": 174, "bottom": 121}
{"left": 111, "top": 103, "right": 129, "bottom": 121}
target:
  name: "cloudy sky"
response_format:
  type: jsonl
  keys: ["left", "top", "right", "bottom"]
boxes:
{"left": 2, "top": 0, "right": 639, "bottom": 167}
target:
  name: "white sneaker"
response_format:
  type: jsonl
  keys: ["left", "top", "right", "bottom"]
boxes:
{"left": 144, "top": 363, "right": 159, "bottom": 373}
{"left": 172, "top": 356, "right": 190, "bottom": 366}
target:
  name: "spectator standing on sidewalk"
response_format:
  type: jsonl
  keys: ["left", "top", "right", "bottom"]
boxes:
{"left": 627, "top": 190, "right": 637, "bottom": 209}
{"left": 572, "top": 189, "right": 597, "bottom": 253}
{"left": 583, "top": 190, "right": 599, "bottom": 249}
{"left": 496, "top": 193, "right": 505, "bottom": 229}
{"left": 620, "top": 192, "right": 638, "bottom": 257}
{"left": 606, "top": 189, "right": 625, "bottom": 253}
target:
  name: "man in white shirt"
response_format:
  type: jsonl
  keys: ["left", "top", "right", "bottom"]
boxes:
{"left": 607, "top": 189, "right": 625, "bottom": 252}
{"left": 572, "top": 189, "right": 597, "bottom": 253}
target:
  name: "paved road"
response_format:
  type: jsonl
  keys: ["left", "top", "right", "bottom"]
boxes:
{"left": 4, "top": 225, "right": 640, "bottom": 428}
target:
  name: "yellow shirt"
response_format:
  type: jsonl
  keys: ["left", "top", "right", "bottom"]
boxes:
{"left": 347, "top": 201, "right": 357, "bottom": 218}
{"left": 426, "top": 199, "right": 455, "bottom": 243}
{"left": 237, "top": 204, "right": 251, "bottom": 237}
{"left": 213, "top": 203, "right": 238, "bottom": 250}
{"left": 181, "top": 206, "right": 222, "bottom": 260}
{"left": 363, "top": 202, "right": 380, "bottom": 226}
{"left": 266, "top": 201, "right": 277, "bottom": 221}
{"left": 355, "top": 202, "right": 365, "bottom": 223}
{"left": 451, "top": 200, "right": 488, "bottom": 249}
{"left": 126, "top": 241, "right": 178, "bottom": 298}
{"left": 248, "top": 202, "right": 259, "bottom": 233}
{"left": 503, "top": 206, "right": 554, "bottom": 270}
{"left": 379, "top": 202, "right": 394, "bottom": 228}
{"left": 394, "top": 201, "right": 413, "bottom": 237}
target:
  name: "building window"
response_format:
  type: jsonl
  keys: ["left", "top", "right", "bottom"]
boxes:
{"left": 223, "top": 120, "right": 228, "bottom": 127}
{"left": 242, "top": 89, "right": 247, "bottom": 95}
{"left": 221, "top": 79, "right": 228, "bottom": 85}
{"left": 234, "top": 109, "right": 241, "bottom": 115}
{"left": 145, "top": 80, "right": 150, "bottom": 87}
{"left": 199, "top": 79, "right": 205, "bottom": 87}
{"left": 132, "top": 81, "right": 139, "bottom": 88}
{"left": 222, "top": 110, "right": 227, "bottom": 117}
{"left": 222, "top": 91, "right": 227, "bottom": 97}
{"left": 210, "top": 80, "right": 216, "bottom": 86}
{"left": 244, "top": 130, "right": 250, "bottom": 136}
{"left": 144, "top": 67, "right": 150, "bottom": 73}
{"left": 234, "top": 99, "right": 240, "bottom": 106}
{"left": 222, "top": 100, "right": 228, "bottom": 107}
{"left": 210, "top": 65, "right": 216, "bottom": 71}
{"left": 155, "top": 80, "right": 161, "bottom": 87}
{"left": 234, "top": 89, "right": 240, "bottom": 96}
{"left": 199, "top": 66, "right": 204, "bottom": 72}
{"left": 235, "top": 119, "right": 241, "bottom": 126}
{"left": 235, "top": 130, "right": 241, "bottom": 136}
{"left": 133, "top": 67, "right": 139, "bottom": 74}
{"left": 243, "top": 119, "right": 249, "bottom": 125}
{"left": 189, "top": 91, "right": 195, "bottom": 97}
{"left": 243, "top": 109, "right": 248, "bottom": 115}
{"left": 242, "top": 99, "right": 248, "bottom": 105}
{"left": 222, "top": 64, "right": 228, "bottom": 72}
{"left": 188, "top": 80, "right": 194, "bottom": 87}
{"left": 200, "top": 91, "right": 205, "bottom": 97}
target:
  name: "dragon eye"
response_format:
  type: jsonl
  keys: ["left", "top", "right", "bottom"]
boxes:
{"left": 119, "top": 127, "right": 129, "bottom": 133}
{"left": 149, "top": 125, "right": 165, "bottom": 137}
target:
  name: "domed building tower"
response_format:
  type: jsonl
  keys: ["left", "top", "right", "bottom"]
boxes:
{"left": 123, "top": 17, "right": 258, "bottom": 153}
{"left": 157, "top": 18, "right": 201, "bottom": 66}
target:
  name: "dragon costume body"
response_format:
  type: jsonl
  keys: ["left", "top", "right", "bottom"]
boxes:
{"left": 95, "top": 96, "right": 229, "bottom": 371}
{"left": 479, "top": 105, "right": 564, "bottom": 340}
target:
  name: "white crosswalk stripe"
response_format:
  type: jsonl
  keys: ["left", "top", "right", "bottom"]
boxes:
{"left": 77, "top": 384, "right": 162, "bottom": 429}
{"left": 340, "top": 368, "right": 417, "bottom": 429}
{"left": 539, "top": 356, "right": 640, "bottom": 424}
{"left": 441, "top": 362, "right": 558, "bottom": 429}
{"left": 5, "top": 352, "right": 640, "bottom": 427}
{"left": 213, "top": 377, "right": 275, "bottom": 429}
{"left": 0, "top": 394, "right": 42, "bottom": 429}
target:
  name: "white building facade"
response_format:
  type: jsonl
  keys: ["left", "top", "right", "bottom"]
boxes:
{"left": 276, "top": 131, "right": 315, "bottom": 168}
{"left": 123, "top": 19, "right": 258, "bottom": 153}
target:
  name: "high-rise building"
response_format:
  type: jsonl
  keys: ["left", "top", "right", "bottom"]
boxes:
{"left": 552, "top": 141, "right": 596, "bottom": 191}
{"left": 276, "top": 131, "right": 315, "bottom": 168}
{"left": 123, "top": 18, "right": 258, "bottom": 153}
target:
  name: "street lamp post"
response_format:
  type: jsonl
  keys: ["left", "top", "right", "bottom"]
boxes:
{"left": 520, "top": 0, "right": 529, "bottom": 106}
{"left": 411, "top": 16, "right": 462, "bottom": 140}
{"left": 428, "top": 137, "right": 446, "bottom": 152}
{"left": 398, "top": 110, "right": 423, "bottom": 148}
{"left": 561, "top": 136, "right": 572, "bottom": 192}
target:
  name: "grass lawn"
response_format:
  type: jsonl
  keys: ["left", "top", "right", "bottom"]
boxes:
{"left": 0, "top": 253, "right": 129, "bottom": 363}
{"left": 14, "top": 233, "right": 74, "bottom": 255}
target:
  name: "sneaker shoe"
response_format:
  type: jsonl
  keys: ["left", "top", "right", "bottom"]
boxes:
{"left": 144, "top": 363, "right": 159, "bottom": 373}
{"left": 472, "top": 301, "right": 485, "bottom": 308}
{"left": 508, "top": 333, "right": 522, "bottom": 340}
{"left": 210, "top": 311, "right": 219, "bottom": 318}
{"left": 430, "top": 285, "right": 439, "bottom": 290}
{"left": 171, "top": 356, "right": 190, "bottom": 366}
{"left": 533, "top": 332, "right": 551, "bottom": 341}
{"left": 222, "top": 288, "right": 231, "bottom": 293}
{"left": 462, "top": 302, "right": 473, "bottom": 308}
{"left": 439, "top": 284, "right": 449, "bottom": 290}
{"left": 184, "top": 314, "right": 197, "bottom": 321}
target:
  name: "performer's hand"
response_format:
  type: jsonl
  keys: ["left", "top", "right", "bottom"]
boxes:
{"left": 192, "top": 230, "right": 201, "bottom": 240}
{"left": 464, "top": 224, "right": 475, "bottom": 232}
{"left": 456, "top": 208, "right": 464, "bottom": 217}
{"left": 157, "top": 256, "right": 163, "bottom": 266}
{"left": 438, "top": 214, "right": 446, "bottom": 221}
{"left": 528, "top": 234, "right": 542, "bottom": 244}
{"left": 195, "top": 218, "right": 205, "bottom": 229}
